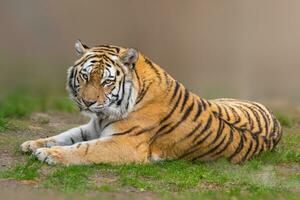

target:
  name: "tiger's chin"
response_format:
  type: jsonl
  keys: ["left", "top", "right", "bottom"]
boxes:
{"left": 80, "top": 106, "right": 125, "bottom": 121}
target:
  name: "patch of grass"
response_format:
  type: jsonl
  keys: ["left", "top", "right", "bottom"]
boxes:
{"left": 0, "top": 90, "right": 40, "bottom": 118}
{"left": 0, "top": 90, "right": 77, "bottom": 117}
{"left": 0, "top": 89, "right": 77, "bottom": 131}
{"left": 1, "top": 155, "right": 300, "bottom": 199}
{"left": 0, "top": 156, "right": 43, "bottom": 180}
{"left": 43, "top": 165, "right": 93, "bottom": 192}
{"left": 275, "top": 112, "right": 294, "bottom": 128}
{"left": 52, "top": 97, "right": 77, "bottom": 113}
{"left": 0, "top": 117, "right": 9, "bottom": 132}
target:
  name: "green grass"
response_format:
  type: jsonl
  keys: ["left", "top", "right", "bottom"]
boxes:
{"left": 3, "top": 157, "right": 298, "bottom": 199}
{"left": 0, "top": 156, "right": 43, "bottom": 180}
{"left": 52, "top": 97, "right": 77, "bottom": 113}
{"left": 0, "top": 118, "right": 9, "bottom": 132}
{"left": 0, "top": 89, "right": 76, "bottom": 131}
{"left": 1, "top": 127, "right": 299, "bottom": 198}
{"left": 275, "top": 112, "right": 295, "bottom": 128}
{"left": 43, "top": 165, "right": 94, "bottom": 192}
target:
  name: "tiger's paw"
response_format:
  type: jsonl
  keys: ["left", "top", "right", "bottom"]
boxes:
{"left": 34, "top": 147, "right": 64, "bottom": 165}
{"left": 20, "top": 140, "right": 46, "bottom": 153}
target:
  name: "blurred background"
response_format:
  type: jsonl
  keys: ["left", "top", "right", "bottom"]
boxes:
{"left": 0, "top": 0, "right": 299, "bottom": 104}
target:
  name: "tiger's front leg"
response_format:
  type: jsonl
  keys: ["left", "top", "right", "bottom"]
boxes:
{"left": 20, "top": 119, "right": 99, "bottom": 153}
{"left": 34, "top": 135, "right": 149, "bottom": 165}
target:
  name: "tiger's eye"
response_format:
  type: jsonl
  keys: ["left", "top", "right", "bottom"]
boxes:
{"left": 82, "top": 74, "right": 88, "bottom": 79}
{"left": 102, "top": 79, "right": 114, "bottom": 86}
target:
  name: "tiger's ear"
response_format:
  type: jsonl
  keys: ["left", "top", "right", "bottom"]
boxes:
{"left": 75, "top": 39, "right": 89, "bottom": 56}
{"left": 120, "top": 48, "right": 139, "bottom": 69}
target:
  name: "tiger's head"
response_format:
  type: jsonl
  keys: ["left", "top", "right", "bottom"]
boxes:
{"left": 67, "top": 40, "right": 139, "bottom": 119}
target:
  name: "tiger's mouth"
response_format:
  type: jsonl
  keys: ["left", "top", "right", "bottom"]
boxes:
{"left": 79, "top": 104, "right": 105, "bottom": 113}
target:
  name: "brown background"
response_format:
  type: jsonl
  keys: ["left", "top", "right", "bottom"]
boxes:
{"left": 0, "top": 0, "right": 299, "bottom": 103}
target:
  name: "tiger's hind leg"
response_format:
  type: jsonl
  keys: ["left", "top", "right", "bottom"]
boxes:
{"left": 20, "top": 119, "right": 99, "bottom": 153}
{"left": 34, "top": 135, "right": 149, "bottom": 165}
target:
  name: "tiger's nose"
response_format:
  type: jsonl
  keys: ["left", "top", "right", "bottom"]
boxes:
{"left": 82, "top": 99, "right": 96, "bottom": 107}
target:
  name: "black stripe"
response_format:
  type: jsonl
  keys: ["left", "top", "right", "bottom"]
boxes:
{"left": 215, "top": 104, "right": 223, "bottom": 118}
{"left": 179, "top": 115, "right": 214, "bottom": 159}
{"left": 145, "top": 57, "right": 162, "bottom": 82}
{"left": 249, "top": 133, "right": 259, "bottom": 158}
{"left": 148, "top": 123, "right": 171, "bottom": 144}
{"left": 200, "top": 98, "right": 207, "bottom": 111}
{"left": 207, "top": 101, "right": 212, "bottom": 106}
{"left": 238, "top": 105, "right": 253, "bottom": 130}
{"left": 192, "top": 134, "right": 227, "bottom": 161}
{"left": 135, "top": 81, "right": 153, "bottom": 105}
{"left": 136, "top": 80, "right": 146, "bottom": 103}
{"left": 214, "top": 128, "right": 234, "bottom": 156}
{"left": 112, "top": 126, "right": 139, "bottom": 136}
{"left": 93, "top": 46, "right": 120, "bottom": 54}
{"left": 134, "top": 68, "right": 141, "bottom": 88}
{"left": 102, "top": 120, "right": 119, "bottom": 130}
{"left": 171, "top": 81, "right": 180, "bottom": 101}
{"left": 251, "top": 108, "right": 263, "bottom": 134}
{"left": 154, "top": 123, "right": 172, "bottom": 136}
{"left": 84, "top": 143, "right": 90, "bottom": 155}
{"left": 228, "top": 130, "right": 245, "bottom": 161}
{"left": 164, "top": 71, "right": 170, "bottom": 87}
{"left": 70, "top": 137, "right": 75, "bottom": 144}
{"left": 179, "top": 131, "right": 213, "bottom": 159}
{"left": 253, "top": 103, "right": 272, "bottom": 125}
{"left": 75, "top": 55, "right": 99, "bottom": 67}
{"left": 160, "top": 90, "right": 183, "bottom": 124}
{"left": 180, "top": 88, "right": 189, "bottom": 112}
{"left": 177, "top": 122, "right": 202, "bottom": 143}
{"left": 255, "top": 106, "right": 269, "bottom": 136}
{"left": 193, "top": 100, "right": 203, "bottom": 122}
{"left": 67, "top": 67, "right": 77, "bottom": 97}
{"left": 92, "top": 48, "right": 118, "bottom": 54}
{"left": 116, "top": 77, "right": 125, "bottom": 106}
{"left": 209, "top": 119, "right": 225, "bottom": 145}
{"left": 133, "top": 90, "right": 183, "bottom": 137}
{"left": 192, "top": 114, "right": 213, "bottom": 143}
{"left": 80, "top": 128, "right": 88, "bottom": 141}
{"left": 228, "top": 105, "right": 241, "bottom": 125}
{"left": 152, "top": 101, "right": 195, "bottom": 141}
{"left": 241, "top": 139, "right": 253, "bottom": 162}
{"left": 126, "top": 84, "right": 132, "bottom": 110}
{"left": 133, "top": 126, "right": 155, "bottom": 136}
{"left": 223, "top": 105, "right": 230, "bottom": 121}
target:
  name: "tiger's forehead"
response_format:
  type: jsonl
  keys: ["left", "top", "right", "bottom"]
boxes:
{"left": 74, "top": 45, "right": 125, "bottom": 67}
{"left": 74, "top": 46, "right": 125, "bottom": 79}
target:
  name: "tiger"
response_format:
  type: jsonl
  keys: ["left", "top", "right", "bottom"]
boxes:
{"left": 20, "top": 40, "right": 282, "bottom": 165}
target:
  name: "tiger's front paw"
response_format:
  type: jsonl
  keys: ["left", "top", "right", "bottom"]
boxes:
{"left": 20, "top": 140, "right": 46, "bottom": 153}
{"left": 34, "top": 147, "right": 64, "bottom": 165}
